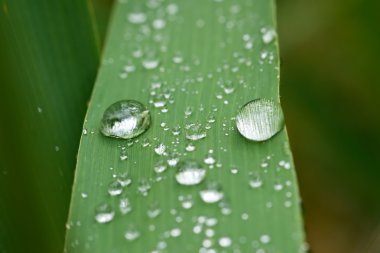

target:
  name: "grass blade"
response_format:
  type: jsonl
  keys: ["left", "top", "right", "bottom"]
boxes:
{"left": 65, "top": 0, "right": 306, "bottom": 252}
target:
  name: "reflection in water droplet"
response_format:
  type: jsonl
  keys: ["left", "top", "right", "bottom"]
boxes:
{"left": 100, "top": 100, "right": 151, "bottom": 139}
{"left": 200, "top": 183, "right": 224, "bottom": 203}
{"left": 95, "top": 203, "right": 115, "bottom": 223}
{"left": 175, "top": 160, "right": 206, "bottom": 186}
{"left": 236, "top": 98, "right": 284, "bottom": 141}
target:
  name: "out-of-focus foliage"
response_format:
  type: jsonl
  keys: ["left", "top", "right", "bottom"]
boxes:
{"left": 277, "top": 0, "right": 380, "bottom": 252}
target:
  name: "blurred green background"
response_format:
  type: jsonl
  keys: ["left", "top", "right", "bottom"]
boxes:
{"left": 1, "top": 0, "right": 379, "bottom": 252}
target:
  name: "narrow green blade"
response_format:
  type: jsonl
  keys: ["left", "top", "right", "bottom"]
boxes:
{"left": 65, "top": 0, "right": 305, "bottom": 252}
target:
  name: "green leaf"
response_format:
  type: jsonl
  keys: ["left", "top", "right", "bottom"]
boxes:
{"left": 65, "top": 0, "right": 306, "bottom": 252}
{"left": 0, "top": 0, "right": 110, "bottom": 252}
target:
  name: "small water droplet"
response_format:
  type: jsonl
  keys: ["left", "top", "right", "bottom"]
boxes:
{"left": 95, "top": 203, "right": 115, "bottom": 223}
{"left": 117, "top": 172, "right": 132, "bottom": 187}
{"left": 172, "top": 53, "right": 184, "bottom": 64}
{"left": 178, "top": 194, "right": 194, "bottom": 209}
{"left": 219, "top": 237, "right": 232, "bottom": 248}
{"left": 154, "top": 143, "right": 166, "bottom": 155}
{"left": 185, "top": 123, "right": 207, "bottom": 141}
{"left": 120, "top": 149, "right": 128, "bottom": 161}
{"left": 124, "top": 226, "right": 140, "bottom": 241}
{"left": 123, "top": 62, "right": 136, "bottom": 73}
{"left": 100, "top": 100, "right": 151, "bottom": 139}
{"left": 154, "top": 160, "right": 167, "bottom": 173}
{"left": 236, "top": 98, "right": 284, "bottom": 141}
{"left": 262, "top": 28, "right": 277, "bottom": 44}
{"left": 138, "top": 179, "right": 151, "bottom": 196}
{"left": 170, "top": 228, "right": 182, "bottom": 237}
{"left": 81, "top": 192, "right": 88, "bottom": 198}
{"left": 204, "top": 151, "right": 216, "bottom": 165}
{"left": 108, "top": 180, "right": 123, "bottom": 196}
{"left": 127, "top": 12, "right": 147, "bottom": 24}
{"left": 119, "top": 197, "right": 132, "bottom": 214}
{"left": 175, "top": 160, "right": 206, "bottom": 186}
{"left": 82, "top": 129, "right": 88, "bottom": 135}
{"left": 260, "top": 234, "right": 271, "bottom": 244}
{"left": 185, "top": 143, "right": 196, "bottom": 152}
{"left": 147, "top": 203, "right": 161, "bottom": 218}
{"left": 152, "top": 18, "right": 166, "bottom": 29}
{"left": 142, "top": 59, "right": 160, "bottom": 70}
{"left": 200, "top": 182, "right": 224, "bottom": 203}
{"left": 167, "top": 152, "right": 180, "bottom": 167}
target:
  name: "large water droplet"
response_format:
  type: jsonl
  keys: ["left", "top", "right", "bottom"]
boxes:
{"left": 108, "top": 180, "right": 123, "bottom": 196}
{"left": 119, "top": 198, "right": 132, "bottom": 214}
{"left": 175, "top": 160, "right": 206, "bottom": 186}
{"left": 95, "top": 203, "right": 115, "bottom": 223}
{"left": 218, "top": 237, "right": 232, "bottom": 248}
{"left": 236, "top": 98, "right": 284, "bottom": 141}
{"left": 100, "top": 100, "right": 151, "bottom": 139}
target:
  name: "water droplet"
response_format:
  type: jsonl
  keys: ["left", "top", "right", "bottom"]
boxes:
{"left": 185, "top": 143, "right": 196, "bottom": 152}
{"left": 262, "top": 28, "right": 276, "bottom": 45}
{"left": 154, "top": 143, "right": 166, "bottom": 155}
{"left": 123, "top": 62, "right": 136, "bottom": 73}
{"left": 147, "top": 203, "right": 161, "bottom": 218}
{"left": 127, "top": 12, "right": 147, "bottom": 24}
{"left": 117, "top": 172, "right": 132, "bottom": 187}
{"left": 166, "top": 3, "right": 178, "bottom": 15}
{"left": 236, "top": 98, "right": 284, "bottom": 141}
{"left": 95, "top": 203, "right": 115, "bottom": 223}
{"left": 249, "top": 174, "right": 263, "bottom": 189}
{"left": 219, "top": 237, "right": 232, "bottom": 248}
{"left": 184, "top": 106, "right": 193, "bottom": 117}
{"left": 167, "top": 152, "right": 180, "bottom": 167}
{"left": 108, "top": 180, "right": 123, "bottom": 196}
{"left": 173, "top": 53, "right": 184, "bottom": 64}
{"left": 204, "top": 151, "right": 216, "bottom": 165}
{"left": 154, "top": 160, "right": 167, "bottom": 173}
{"left": 200, "top": 183, "right": 224, "bottom": 203}
{"left": 100, "top": 100, "right": 151, "bottom": 139}
{"left": 260, "top": 234, "right": 271, "bottom": 244}
{"left": 152, "top": 18, "right": 166, "bottom": 29}
{"left": 138, "top": 179, "right": 151, "bottom": 196}
{"left": 120, "top": 149, "right": 128, "bottom": 161}
{"left": 274, "top": 182, "right": 284, "bottom": 191}
{"left": 185, "top": 123, "right": 207, "bottom": 141}
{"left": 178, "top": 194, "right": 194, "bottom": 209}
{"left": 170, "top": 228, "right": 181, "bottom": 237}
{"left": 175, "top": 160, "right": 206, "bottom": 186}
{"left": 142, "top": 59, "right": 160, "bottom": 70}
{"left": 81, "top": 192, "right": 88, "bottom": 198}
{"left": 124, "top": 226, "right": 140, "bottom": 241}
{"left": 119, "top": 198, "right": 132, "bottom": 214}
{"left": 82, "top": 129, "right": 88, "bottom": 135}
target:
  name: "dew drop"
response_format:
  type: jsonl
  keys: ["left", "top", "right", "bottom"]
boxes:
{"left": 100, "top": 100, "right": 151, "bottom": 139}
{"left": 175, "top": 160, "right": 206, "bottom": 186}
{"left": 152, "top": 19, "right": 166, "bottom": 29}
{"left": 147, "top": 203, "right": 161, "bottom": 218}
{"left": 117, "top": 172, "right": 132, "bottom": 187}
{"left": 119, "top": 198, "right": 132, "bottom": 214}
{"left": 185, "top": 143, "right": 196, "bottom": 152}
{"left": 200, "top": 183, "right": 224, "bottom": 203}
{"left": 154, "top": 143, "right": 166, "bottom": 155}
{"left": 219, "top": 237, "right": 232, "bottom": 248}
{"left": 262, "top": 28, "right": 277, "bottom": 44}
{"left": 154, "top": 160, "right": 167, "bottom": 173}
{"left": 185, "top": 123, "right": 207, "bottom": 141}
{"left": 178, "top": 194, "right": 194, "bottom": 209}
{"left": 236, "top": 98, "right": 284, "bottom": 141}
{"left": 260, "top": 234, "right": 271, "bottom": 244}
{"left": 127, "top": 12, "right": 147, "bottom": 24}
{"left": 142, "top": 59, "right": 160, "bottom": 70}
{"left": 120, "top": 149, "right": 128, "bottom": 161}
{"left": 108, "top": 180, "right": 123, "bottom": 196}
{"left": 170, "top": 228, "right": 181, "bottom": 237}
{"left": 124, "top": 226, "right": 140, "bottom": 241}
{"left": 95, "top": 203, "right": 115, "bottom": 224}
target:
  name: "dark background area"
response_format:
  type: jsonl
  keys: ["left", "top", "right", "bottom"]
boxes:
{"left": 278, "top": 0, "right": 380, "bottom": 252}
